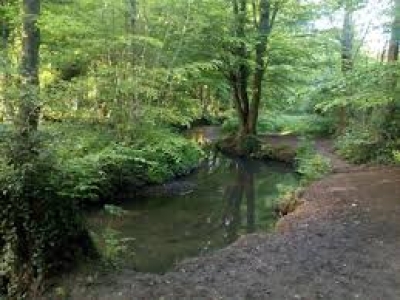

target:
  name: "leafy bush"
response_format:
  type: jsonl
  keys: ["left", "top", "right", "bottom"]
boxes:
{"left": 0, "top": 136, "right": 95, "bottom": 296}
{"left": 43, "top": 122, "right": 115, "bottom": 160}
{"left": 394, "top": 151, "right": 400, "bottom": 164}
{"left": 335, "top": 126, "right": 380, "bottom": 164}
{"left": 296, "top": 138, "right": 331, "bottom": 183}
{"left": 53, "top": 125, "right": 203, "bottom": 204}
{"left": 98, "top": 146, "right": 154, "bottom": 192}
{"left": 59, "top": 154, "right": 109, "bottom": 202}
{"left": 335, "top": 122, "right": 400, "bottom": 164}
{"left": 142, "top": 134, "right": 203, "bottom": 180}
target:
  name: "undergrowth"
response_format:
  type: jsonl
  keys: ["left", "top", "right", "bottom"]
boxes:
{"left": 49, "top": 123, "right": 203, "bottom": 204}
{"left": 295, "top": 137, "right": 332, "bottom": 184}
{"left": 222, "top": 112, "right": 334, "bottom": 136}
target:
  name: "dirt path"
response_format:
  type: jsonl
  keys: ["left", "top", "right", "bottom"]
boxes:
{"left": 65, "top": 137, "right": 400, "bottom": 300}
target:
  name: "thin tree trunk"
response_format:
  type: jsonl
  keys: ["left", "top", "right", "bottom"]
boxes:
{"left": 0, "top": 1, "right": 14, "bottom": 120}
{"left": 338, "top": 3, "right": 354, "bottom": 133}
{"left": 384, "top": 0, "right": 400, "bottom": 138}
{"left": 341, "top": 8, "right": 354, "bottom": 72}
{"left": 388, "top": 8, "right": 400, "bottom": 63}
{"left": 249, "top": 0, "right": 275, "bottom": 135}
{"left": 126, "top": 0, "right": 137, "bottom": 31}
{"left": 17, "top": 0, "right": 41, "bottom": 137}
{"left": 6, "top": 0, "right": 41, "bottom": 295}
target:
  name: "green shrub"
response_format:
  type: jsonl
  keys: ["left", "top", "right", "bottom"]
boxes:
{"left": 43, "top": 122, "right": 115, "bottom": 160}
{"left": 98, "top": 145, "right": 155, "bottom": 191}
{"left": 59, "top": 154, "right": 109, "bottom": 202}
{"left": 296, "top": 138, "right": 331, "bottom": 183}
{"left": 394, "top": 150, "right": 400, "bottom": 164}
{"left": 336, "top": 126, "right": 380, "bottom": 164}
{"left": 0, "top": 136, "right": 95, "bottom": 296}
{"left": 54, "top": 126, "right": 203, "bottom": 204}
{"left": 141, "top": 131, "right": 203, "bottom": 179}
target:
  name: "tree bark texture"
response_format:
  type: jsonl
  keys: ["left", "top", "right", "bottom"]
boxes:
{"left": 229, "top": 0, "right": 277, "bottom": 137}
{"left": 17, "top": 0, "right": 41, "bottom": 135}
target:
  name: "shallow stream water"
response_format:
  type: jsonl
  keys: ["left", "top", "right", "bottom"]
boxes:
{"left": 87, "top": 127, "right": 299, "bottom": 273}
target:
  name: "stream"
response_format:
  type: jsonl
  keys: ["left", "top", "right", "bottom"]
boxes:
{"left": 87, "top": 127, "right": 299, "bottom": 274}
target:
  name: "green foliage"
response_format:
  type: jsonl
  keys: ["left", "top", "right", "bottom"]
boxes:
{"left": 99, "top": 228, "right": 135, "bottom": 265}
{"left": 0, "top": 123, "right": 202, "bottom": 294}
{"left": 223, "top": 112, "right": 334, "bottom": 136}
{"left": 335, "top": 125, "right": 380, "bottom": 163}
{"left": 91, "top": 205, "right": 135, "bottom": 266}
{"left": 296, "top": 138, "right": 331, "bottom": 183}
{"left": 59, "top": 154, "right": 109, "bottom": 202}
{"left": 336, "top": 123, "right": 400, "bottom": 164}
{"left": 310, "top": 62, "right": 400, "bottom": 164}
{"left": 48, "top": 124, "right": 203, "bottom": 203}
{"left": 394, "top": 151, "right": 400, "bottom": 164}
{"left": 0, "top": 134, "right": 95, "bottom": 296}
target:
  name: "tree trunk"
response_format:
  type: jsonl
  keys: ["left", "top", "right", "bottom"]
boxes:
{"left": 384, "top": 0, "right": 400, "bottom": 139}
{"left": 126, "top": 0, "right": 137, "bottom": 31}
{"left": 249, "top": 0, "right": 273, "bottom": 135}
{"left": 5, "top": 1, "right": 41, "bottom": 295}
{"left": 0, "top": 1, "right": 15, "bottom": 120}
{"left": 341, "top": 7, "right": 354, "bottom": 73}
{"left": 338, "top": 3, "right": 354, "bottom": 134}
{"left": 17, "top": 0, "right": 41, "bottom": 137}
{"left": 229, "top": 0, "right": 277, "bottom": 139}
{"left": 388, "top": 2, "right": 400, "bottom": 64}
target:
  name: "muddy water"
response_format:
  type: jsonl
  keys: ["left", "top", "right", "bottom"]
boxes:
{"left": 87, "top": 127, "right": 299, "bottom": 274}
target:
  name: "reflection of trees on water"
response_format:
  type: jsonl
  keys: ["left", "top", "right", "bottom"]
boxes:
{"left": 223, "top": 159, "right": 256, "bottom": 243}
{"left": 190, "top": 130, "right": 208, "bottom": 146}
{"left": 187, "top": 127, "right": 221, "bottom": 146}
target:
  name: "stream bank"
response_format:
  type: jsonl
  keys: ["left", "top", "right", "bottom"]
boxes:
{"left": 49, "top": 135, "right": 400, "bottom": 300}
{"left": 85, "top": 127, "right": 299, "bottom": 274}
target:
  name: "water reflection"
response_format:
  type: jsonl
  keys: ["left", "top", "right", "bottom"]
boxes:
{"left": 87, "top": 127, "right": 299, "bottom": 273}
{"left": 185, "top": 126, "right": 221, "bottom": 146}
{"left": 222, "top": 159, "right": 256, "bottom": 243}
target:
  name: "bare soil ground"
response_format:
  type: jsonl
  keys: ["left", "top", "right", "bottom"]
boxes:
{"left": 62, "top": 137, "right": 400, "bottom": 300}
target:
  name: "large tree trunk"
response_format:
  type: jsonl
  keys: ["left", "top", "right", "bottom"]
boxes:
{"left": 249, "top": 0, "right": 274, "bottom": 135}
{"left": 230, "top": 0, "right": 251, "bottom": 136}
{"left": 230, "top": 0, "right": 277, "bottom": 139}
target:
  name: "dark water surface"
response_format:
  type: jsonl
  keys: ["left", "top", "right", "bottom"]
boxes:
{"left": 87, "top": 127, "right": 299, "bottom": 273}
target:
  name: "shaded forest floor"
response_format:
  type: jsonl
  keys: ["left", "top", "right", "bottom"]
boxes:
{"left": 55, "top": 136, "right": 400, "bottom": 300}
